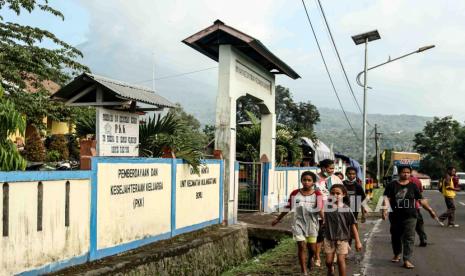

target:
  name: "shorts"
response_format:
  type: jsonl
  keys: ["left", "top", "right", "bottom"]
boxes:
{"left": 324, "top": 239, "right": 350, "bottom": 255}
{"left": 294, "top": 235, "right": 317, "bottom": 243}
{"left": 317, "top": 220, "right": 325, "bottom": 242}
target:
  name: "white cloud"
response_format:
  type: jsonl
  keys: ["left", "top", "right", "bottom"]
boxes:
{"left": 71, "top": 0, "right": 465, "bottom": 122}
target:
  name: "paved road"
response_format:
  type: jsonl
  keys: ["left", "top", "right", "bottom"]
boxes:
{"left": 364, "top": 191, "right": 465, "bottom": 276}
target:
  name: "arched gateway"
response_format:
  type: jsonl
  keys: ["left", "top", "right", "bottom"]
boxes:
{"left": 183, "top": 20, "right": 299, "bottom": 224}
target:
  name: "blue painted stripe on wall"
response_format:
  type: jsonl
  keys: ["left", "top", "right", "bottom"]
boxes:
{"left": 0, "top": 170, "right": 91, "bottom": 183}
{"left": 173, "top": 219, "right": 218, "bottom": 236}
{"left": 261, "top": 162, "right": 270, "bottom": 211}
{"left": 89, "top": 159, "right": 98, "bottom": 261}
{"left": 94, "top": 232, "right": 171, "bottom": 260}
{"left": 171, "top": 159, "right": 177, "bottom": 237}
{"left": 91, "top": 157, "right": 172, "bottom": 164}
{"left": 219, "top": 159, "right": 224, "bottom": 224}
{"left": 17, "top": 253, "right": 89, "bottom": 276}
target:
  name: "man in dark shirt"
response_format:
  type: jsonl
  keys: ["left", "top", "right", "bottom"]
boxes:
{"left": 382, "top": 165, "right": 438, "bottom": 269}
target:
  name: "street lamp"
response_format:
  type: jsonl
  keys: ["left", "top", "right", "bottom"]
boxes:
{"left": 352, "top": 29, "right": 435, "bottom": 189}
{"left": 351, "top": 30, "right": 381, "bottom": 191}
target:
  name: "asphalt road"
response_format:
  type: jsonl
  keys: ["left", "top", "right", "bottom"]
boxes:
{"left": 364, "top": 190, "right": 465, "bottom": 276}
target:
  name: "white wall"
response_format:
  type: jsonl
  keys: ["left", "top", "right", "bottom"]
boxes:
{"left": 0, "top": 179, "right": 90, "bottom": 276}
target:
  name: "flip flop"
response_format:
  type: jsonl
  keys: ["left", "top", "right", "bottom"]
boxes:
{"left": 403, "top": 262, "right": 415, "bottom": 269}
{"left": 391, "top": 256, "right": 401, "bottom": 263}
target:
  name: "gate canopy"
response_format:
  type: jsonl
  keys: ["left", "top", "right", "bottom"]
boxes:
{"left": 52, "top": 73, "right": 175, "bottom": 112}
{"left": 183, "top": 19, "right": 300, "bottom": 79}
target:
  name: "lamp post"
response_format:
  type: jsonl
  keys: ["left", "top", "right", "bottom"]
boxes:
{"left": 352, "top": 30, "right": 381, "bottom": 191}
{"left": 353, "top": 40, "right": 435, "bottom": 190}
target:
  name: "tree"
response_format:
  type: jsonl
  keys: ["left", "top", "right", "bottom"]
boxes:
{"left": 139, "top": 105, "right": 206, "bottom": 172}
{"left": 236, "top": 111, "right": 302, "bottom": 164}
{"left": 0, "top": 84, "right": 27, "bottom": 170}
{"left": 413, "top": 116, "right": 462, "bottom": 178}
{"left": 1, "top": 1, "right": 89, "bottom": 131}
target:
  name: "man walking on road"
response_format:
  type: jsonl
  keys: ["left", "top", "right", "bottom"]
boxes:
{"left": 439, "top": 166, "right": 460, "bottom": 227}
{"left": 410, "top": 175, "right": 427, "bottom": 246}
{"left": 382, "top": 165, "right": 438, "bottom": 269}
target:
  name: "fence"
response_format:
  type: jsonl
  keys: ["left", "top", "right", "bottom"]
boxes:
{"left": 0, "top": 157, "right": 223, "bottom": 276}
{"left": 265, "top": 166, "right": 319, "bottom": 213}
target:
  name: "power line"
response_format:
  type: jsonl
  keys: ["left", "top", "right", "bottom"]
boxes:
{"left": 301, "top": 0, "right": 360, "bottom": 140}
{"left": 314, "top": 0, "right": 362, "bottom": 114}
{"left": 134, "top": 66, "right": 217, "bottom": 84}
{"left": 314, "top": 0, "right": 373, "bottom": 128}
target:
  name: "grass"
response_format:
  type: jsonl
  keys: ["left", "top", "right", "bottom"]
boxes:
{"left": 222, "top": 238, "right": 326, "bottom": 276}
{"left": 367, "top": 187, "right": 385, "bottom": 213}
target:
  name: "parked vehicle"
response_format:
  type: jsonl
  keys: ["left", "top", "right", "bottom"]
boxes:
{"left": 457, "top": 172, "right": 465, "bottom": 190}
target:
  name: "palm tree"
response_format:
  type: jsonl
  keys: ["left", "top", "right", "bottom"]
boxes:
{"left": 236, "top": 111, "right": 302, "bottom": 165}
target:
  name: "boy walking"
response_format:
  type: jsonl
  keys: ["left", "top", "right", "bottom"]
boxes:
{"left": 439, "top": 166, "right": 460, "bottom": 227}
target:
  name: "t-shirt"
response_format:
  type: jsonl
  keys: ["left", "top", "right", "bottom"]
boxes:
{"left": 324, "top": 203, "right": 356, "bottom": 241}
{"left": 384, "top": 181, "right": 422, "bottom": 219}
{"left": 343, "top": 179, "right": 366, "bottom": 213}
{"left": 316, "top": 174, "right": 343, "bottom": 201}
{"left": 409, "top": 176, "right": 423, "bottom": 209}
{"left": 286, "top": 189, "right": 323, "bottom": 238}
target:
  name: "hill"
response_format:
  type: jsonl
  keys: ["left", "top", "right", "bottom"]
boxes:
{"left": 315, "top": 107, "right": 432, "bottom": 161}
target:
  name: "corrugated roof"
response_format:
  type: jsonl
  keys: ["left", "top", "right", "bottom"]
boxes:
{"left": 87, "top": 73, "right": 175, "bottom": 108}
{"left": 52, "top": 73, "right": 175, "bottom": 109}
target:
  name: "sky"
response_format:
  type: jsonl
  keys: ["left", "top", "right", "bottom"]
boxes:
{"left": 4, "top": 0, "right": 465, "bottom": 124}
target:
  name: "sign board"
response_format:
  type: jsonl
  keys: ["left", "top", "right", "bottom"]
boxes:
{"left": 96, "top": 162, "right": 172, "bottom": 249}
{"left": 176, "top": 164, "right": 220, "bottom": 229}
{"left": 96, "top": 107, "right": 139, "bottom": 156}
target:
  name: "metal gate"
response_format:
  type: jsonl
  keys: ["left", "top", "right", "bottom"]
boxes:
{"left": 237, "top": 162, "right": 262, "bottom": 211}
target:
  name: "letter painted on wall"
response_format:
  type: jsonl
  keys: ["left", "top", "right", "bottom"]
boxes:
{"left": 96, "top": 162, "right": 171, "bottom": 250}
{"left": 176, "top": 163, "right": 220, "bottom": 229}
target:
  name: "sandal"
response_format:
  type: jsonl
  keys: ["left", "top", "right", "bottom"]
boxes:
{"left": 391, "top": 256, "right": 401, "bottom": 263}
{"left": 403, "top": 261, "right": 415, "bottom": 269}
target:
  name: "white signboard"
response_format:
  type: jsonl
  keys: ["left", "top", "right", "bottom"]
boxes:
{"left": 96, "top": 162, "right": 172, "bottom": 249}
{"left": 97, "top": 107, "right": 139, "bottom": 156}
{"left": 176, "top": 164, "right": 220, "bottom": 229}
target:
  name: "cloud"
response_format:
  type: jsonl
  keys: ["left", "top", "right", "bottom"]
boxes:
{"left": 73, "top": 0, "right": 465, "bottom": 123}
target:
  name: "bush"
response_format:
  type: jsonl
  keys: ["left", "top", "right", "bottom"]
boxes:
{"left": 23, "top": 129, "right": 46, "bottom": 162}
{"left": 46, "top": 150, "right": 61, "bottom": 162}
{"left": 48, "top": 134, "right": 69, "bottom": 160}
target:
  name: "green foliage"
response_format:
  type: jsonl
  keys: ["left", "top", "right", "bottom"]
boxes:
{"left": 46, "top": 149, "right": 60, "bottom": 162}
{"left": 413, "top": 116, "right": 462, "bottom": 179}
{"left": 74, "top": 107, "right": 96, "bottom": 138}
{"left": 48, "top": 134, "right": 69, "bottom": 160}
{"left": 0, "top": 83, "right": 27, "bottom": 170}
{"left": 22, "top": 128, "right": 45, "bottom": 162}
{"left": 236, "top": 111, "right": 302, "bottom": 164}
{"left": 236, "top": 85, "right": 320, "bottom": 137}
{"left": 1, "top": 0, "right": 89, "bottom": 131}
{"left": 139, "top": 106, "right": 206, "bottom": 172}
{"left": 235, "top": 85, "right": 319, "bottom": 163}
